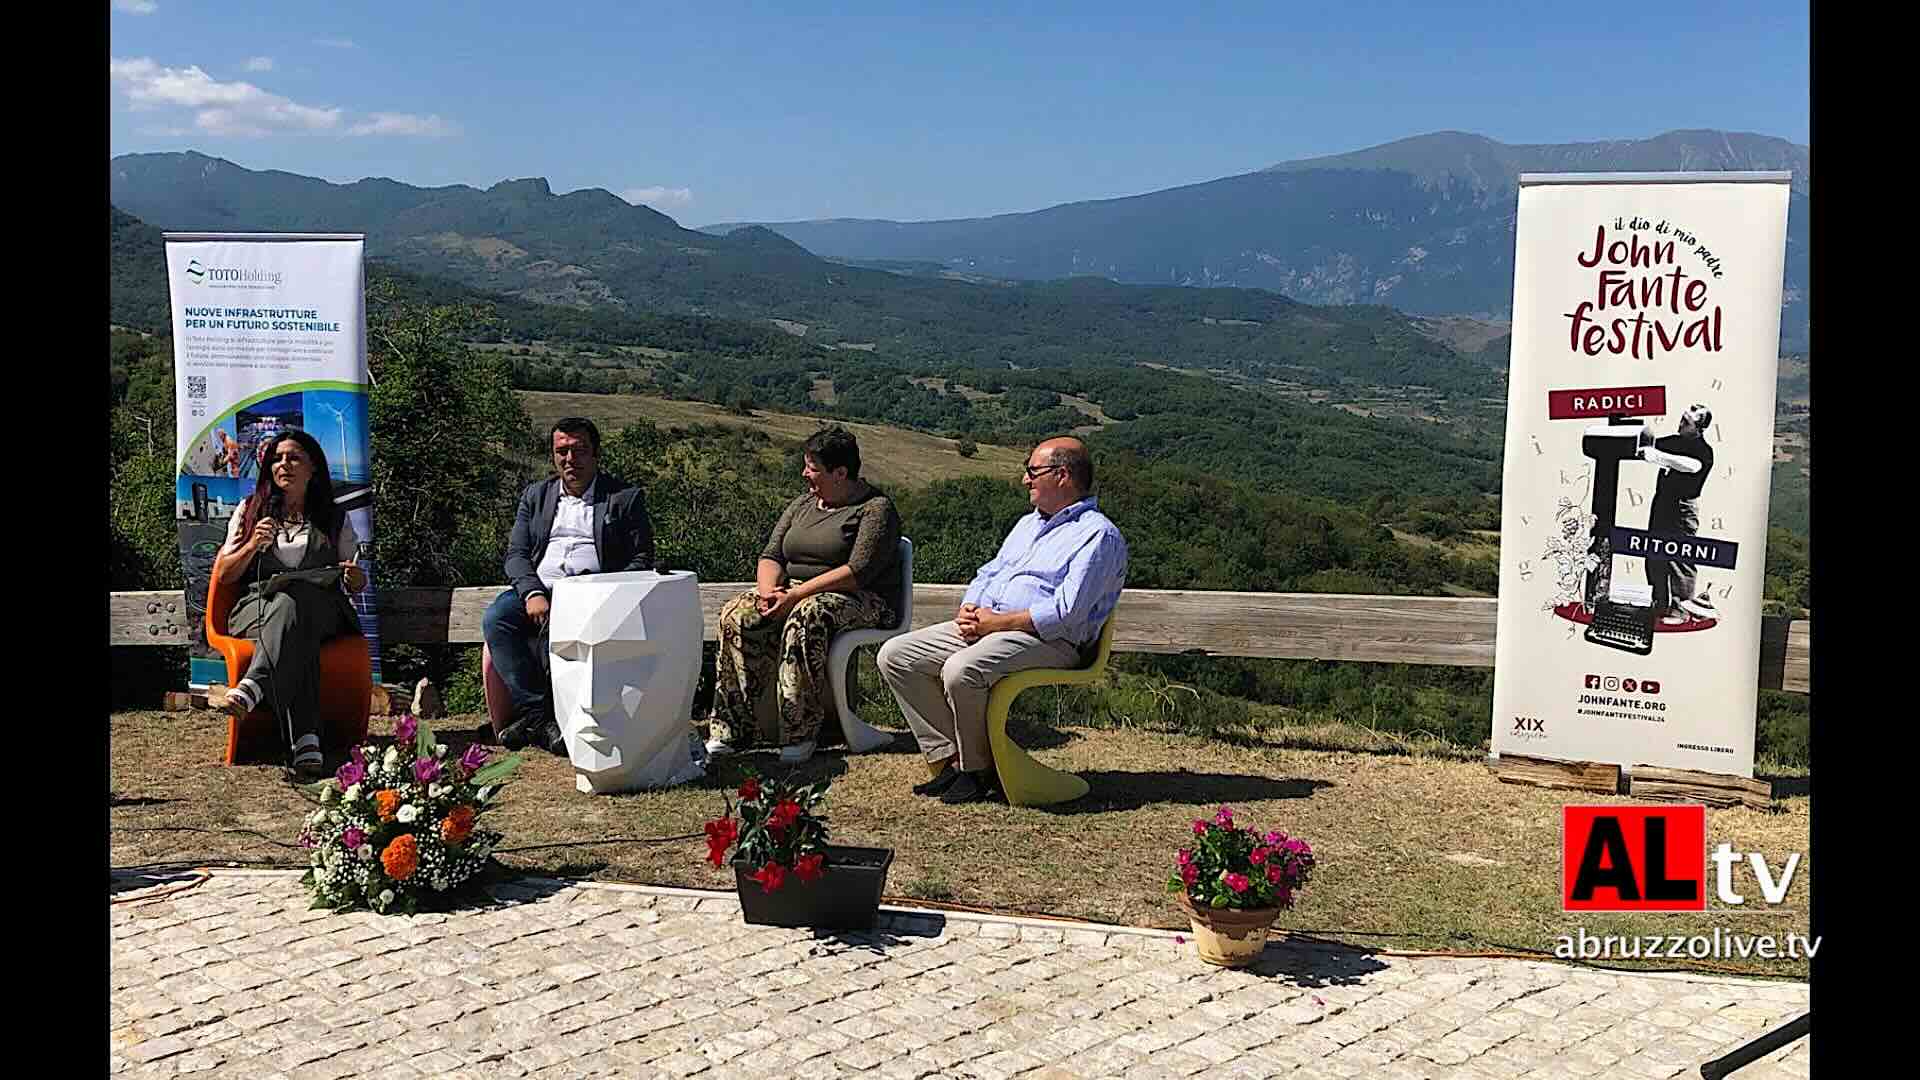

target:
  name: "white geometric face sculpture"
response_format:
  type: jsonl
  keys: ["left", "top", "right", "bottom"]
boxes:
{"left": 548, "top": 571, "right": 706, "bottom": 794}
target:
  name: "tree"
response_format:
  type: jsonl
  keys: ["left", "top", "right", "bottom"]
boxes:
{"left": 956, "top": 438, "right": 978, "bottom": 458}
{"left": 366, "top": 284, "right": 536, "bottom": 588}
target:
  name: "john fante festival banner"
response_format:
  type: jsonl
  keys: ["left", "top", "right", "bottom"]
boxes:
{"left": 166, "top": 234, "right": 382, "bottom": 689}
{"left": 1491, "top": 173, "right": 1792, "bottom": 778}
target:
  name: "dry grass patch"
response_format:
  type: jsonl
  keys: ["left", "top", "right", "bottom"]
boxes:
{"left": 518, "top": 390, "right": 1026, "bottom": 491}
{"left": 111, "top": 707, "right": 1810, "bottom": 979}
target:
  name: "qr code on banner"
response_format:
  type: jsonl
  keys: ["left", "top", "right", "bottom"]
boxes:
{"left": 186, "top": 376, "right": 207, "bottom": 399}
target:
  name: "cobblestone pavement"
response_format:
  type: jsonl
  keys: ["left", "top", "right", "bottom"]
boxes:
{"left": 110, "top": 870, "right": 1811, "bottom": 1079}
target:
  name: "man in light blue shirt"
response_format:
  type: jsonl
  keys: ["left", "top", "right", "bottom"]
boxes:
{"left": 878, "top": 437, "right": 1127, "bottom": 804}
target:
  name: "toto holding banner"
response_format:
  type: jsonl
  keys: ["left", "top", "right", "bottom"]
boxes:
{"left": 1492, "top": 175, "right": 1792, "bottom": 777}
{"left": 165, "top": 233, "right": 382, "bottom": 689}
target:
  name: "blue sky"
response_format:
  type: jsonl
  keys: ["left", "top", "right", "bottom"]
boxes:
{"left": 110, "top": 1, "right": 1809, "bottom": 227}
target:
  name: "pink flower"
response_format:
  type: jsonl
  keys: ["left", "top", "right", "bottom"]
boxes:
{"left": 1181, "top": 864, "right": 1198, "bottom": 886}
{"left": 413, "top": 758, "right": 442, "bottom": 784}
{"left": 1191, "top": 819, "right": 1209, "bottom": 836}
{"left": 1224, "top": 873, "right": 1250, "bottom": 893}
{"left": 1275, "top": 886, "right": 1294, "bottom": 906}
{"left": 460, "top": 743, "right": 490, "bottom": 771}
{"left": 1176, "top": 848, "right": 1194, "bottom": 867}
{"left": 342, "top": 826, "right": 365, "bottom": 850}
{"left": 1174, "top": 935, "right": 1185, "bottom": 945}
{"left": 396, "top": 714, "right": 418, "bottom": 742}
{"left": 1249, "top": 846, "right": 1269, "bottom": 865}
{"left": 1265, "top": 831, "right": 1285, "bottom": 846}
{"left": 1266, "top": 864, "right": 1285, "bottom": 885}
{"left": 1213, "top": 806, "right": 1235, "bottom": 827}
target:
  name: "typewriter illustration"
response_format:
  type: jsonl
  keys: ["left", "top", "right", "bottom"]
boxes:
{"left": 1586, "top": 583, "right": 1655, "bottom": 655}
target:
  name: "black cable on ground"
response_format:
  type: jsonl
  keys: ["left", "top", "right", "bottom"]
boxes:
{"left": 495, "top": 833, "right": 703, "bottom": 853}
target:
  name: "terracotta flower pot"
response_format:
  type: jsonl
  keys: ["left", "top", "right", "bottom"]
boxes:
{"left": 1178, "top": 894, "right": 1279, "bottom": 967}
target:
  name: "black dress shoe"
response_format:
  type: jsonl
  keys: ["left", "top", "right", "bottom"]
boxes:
{"left": 541, "top": 720, "right": 567, "bottom": 755}
{"left": 913, "top": 765, "right": 961, "bottom": 797}
{"left": 939, "top": 770, "right": 998, "bottom": 805}
{"left": 498, "top": 717, "right": 535, "bottom": 750}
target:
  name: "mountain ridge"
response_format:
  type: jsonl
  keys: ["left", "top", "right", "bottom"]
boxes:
{"left": 691, "top": 129, "right": 1808, "bottom": 348}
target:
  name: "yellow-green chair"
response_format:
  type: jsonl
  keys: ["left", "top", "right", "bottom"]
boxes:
{"left": 985, "top": 616, "right": 1117, "bottom": 807}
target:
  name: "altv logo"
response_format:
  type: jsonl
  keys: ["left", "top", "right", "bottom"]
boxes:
{"left": 1562, "top": 806, "right": 1803, "bottom": 912}
{"left": 1563, "top": 805, "right": 1705, "bottom": 911}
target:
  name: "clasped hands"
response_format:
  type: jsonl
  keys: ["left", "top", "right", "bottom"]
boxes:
{"left": 755, "top": 583, "right": 799, "bottom": 621}
{"left": 955, "top": 602, "right": 1008, "bottom": 643}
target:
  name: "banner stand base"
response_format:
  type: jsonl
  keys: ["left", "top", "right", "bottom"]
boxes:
{"left": 1627, "top": 765, "right": 1775, "bottom": 811}
{"left": 158, "top": 682, "right": 408, "bottom": 718}
{"left": 1490, "top": 753, "right": 1622, "bottom": 794}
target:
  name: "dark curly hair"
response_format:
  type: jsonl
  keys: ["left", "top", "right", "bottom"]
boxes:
{"left": 803, "top": 425, "right": 862, "bottom": 480}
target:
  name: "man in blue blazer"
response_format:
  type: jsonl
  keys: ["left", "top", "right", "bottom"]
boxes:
{"left": 483, "top": 417, "right": 657, "bottom": 753}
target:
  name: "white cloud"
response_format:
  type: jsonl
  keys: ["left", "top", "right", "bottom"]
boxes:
{"left": 242, "top": 56, "right": 274, "bottom": 72}
{"left": 314, "top": 37, "right": 357, "bottom": 49}
{"left": 110, "top": 57, "right": 454, "bottom": 138}
{"left": 346, "top": 112, "right": 457, "bottom": 137}
{"left": 113, "top": 1, "right": 158, "bottom": 14}
{"left": 621, "top": 186, "right": 694, "bottom": 210}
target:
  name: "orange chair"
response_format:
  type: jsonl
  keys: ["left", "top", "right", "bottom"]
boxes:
{"left": 205, "top": 570, "right": 372, "bottom": 765}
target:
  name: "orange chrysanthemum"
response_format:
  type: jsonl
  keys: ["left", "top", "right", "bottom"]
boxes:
{"left": 381, "top": 834, "right": 419, "bottom": 881}
{"left": 441, "top": 805, "right": 476, "bottom": 844}
{"left": 375, "top": 789, "right": 401, "bottom": 822}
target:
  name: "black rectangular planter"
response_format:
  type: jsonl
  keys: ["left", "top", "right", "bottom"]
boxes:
{"left": 732, "top": 845, "right": 895, "bottom": 931}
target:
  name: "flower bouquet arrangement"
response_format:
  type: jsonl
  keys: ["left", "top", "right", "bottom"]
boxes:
{"left": 702, "top": 770, "right": 831, "bottom": 893}
{"left": 702, "top": 770, "right": 896, "bottom": 929}
{"left": 298, "top": 714, "right": 523, "bottom": 915}
{"left": 1165, "top": 805, "right": 1316, "bottom": 966}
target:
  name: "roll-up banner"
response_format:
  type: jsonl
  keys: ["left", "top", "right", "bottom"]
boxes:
{"left": 165, "top": 234, "right": 382, "bottom": 690}
{"left": 1491, "top": 174, "right": 1792, "bottom": 778}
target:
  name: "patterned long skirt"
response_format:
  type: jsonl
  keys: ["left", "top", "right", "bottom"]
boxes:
{"left": 706, "top": 589, "right": 894, "bottom": 748}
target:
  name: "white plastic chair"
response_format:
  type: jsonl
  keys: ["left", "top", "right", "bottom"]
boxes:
{"left": 826, "top": 536, "right": 913, "bottom": 753}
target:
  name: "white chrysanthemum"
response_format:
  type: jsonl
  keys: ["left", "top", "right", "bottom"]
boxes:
{"left": 344, "top": 783, "right": 362, "bottom": 802}
{"left": 397, "top": 804, "right": 419, "bottom": 824}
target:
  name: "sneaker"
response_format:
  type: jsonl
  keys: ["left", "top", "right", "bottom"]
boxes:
{"left": 938, "top": 770, "right": 999, "bottom": 805}
{"left": 224, "top": 678, "right": 260, "bottom": 720}
{"left": 778, "top": 740, "right": 817, "bottom": 765}
{"left": 1678, "top": 594, "right": 1718, "bottom": 619}
{"left": 291, "top": 735, "right": 325, "bottom": 777}
{"left": 913, "top": 764, "right": 961, "bottom": 797}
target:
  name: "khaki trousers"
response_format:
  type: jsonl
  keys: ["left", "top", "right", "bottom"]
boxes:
{"left": 876, "top": 621, "right": 1081, "bottom": 773}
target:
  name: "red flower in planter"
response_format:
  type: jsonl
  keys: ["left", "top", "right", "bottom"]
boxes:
{"left": 704, "top": 817, "right": 739, "bottom": 867}
{"left": 739, "top": 777, "right": 761, "bottom": 801}
{"left": 750, "top": 862, "right": 786, "bottom": 893}
{"left": 768, "top": 798, "right": 803, "bottom": 833}
{"left": 794, "top": 853, "right": 825, "bottom": 882}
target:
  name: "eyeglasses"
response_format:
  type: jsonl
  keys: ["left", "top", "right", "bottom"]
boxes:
{"left": 1023, "top": 464, "right": 1063, "bottom": 480}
